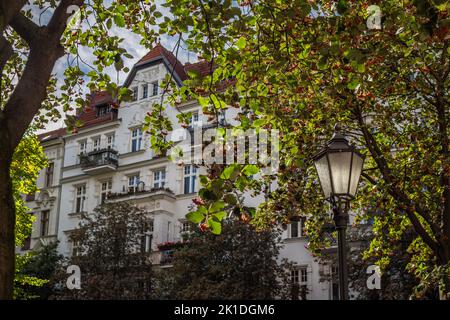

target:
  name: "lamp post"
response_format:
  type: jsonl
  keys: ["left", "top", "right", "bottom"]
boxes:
{"left": 313, "top": 124, "right": 364, "bottom": 300}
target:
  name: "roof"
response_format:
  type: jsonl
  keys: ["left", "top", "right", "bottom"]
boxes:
{"left": 135, "top": 43, "right": 187, "bottom": 82}
{"left": 38, "top": 45, "right": 230, "bottom": 139}
{"left": 38, "top": 91, "right": 117, "bottom": 141}
{"left": 38, "top": 127, "right": 66, "bottom": 142}
{"left": 184, "top": 60, "right": 213, "bottom": 77}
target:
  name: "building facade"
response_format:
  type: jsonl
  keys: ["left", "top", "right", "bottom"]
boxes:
{"left": 23, "top": 44, "right": 335, "bottom": 300}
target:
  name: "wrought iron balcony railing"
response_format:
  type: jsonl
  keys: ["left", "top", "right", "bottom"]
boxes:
{"left": 79, "top": 148, "right": 119, "bottom": 170}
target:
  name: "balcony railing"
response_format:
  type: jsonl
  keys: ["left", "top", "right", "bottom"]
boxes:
{"left": 79, "top": 148, "right": 119, "bottom": 174}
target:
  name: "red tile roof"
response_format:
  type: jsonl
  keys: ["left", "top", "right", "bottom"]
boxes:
{"left": 38, "top": 45, "right": 232, "bottom": 139}
{"left": 38, "top": 127, "right": 66, "bottom": 142}
{"left": 185, "top": 60, "right": 213, "bottom": 77}
{"left": 138, "top": 43, "right": 187, "bottom": 81}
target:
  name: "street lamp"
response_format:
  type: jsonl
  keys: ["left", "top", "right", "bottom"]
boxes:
{"left": 313, "top": 124, "right": 364, "bottom": 300}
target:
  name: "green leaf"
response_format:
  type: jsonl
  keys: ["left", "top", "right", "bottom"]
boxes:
{"left": 212, "top": 211, "right": 227, "bottom": 221}
{"left": 236, "top": 36, "right": 246, "bottom": 50}
{"left": 210, "top": 200, "right": 226, "bottom": 213}
{"left": 242, "top": 164, "right": 259, "bottom": 176}
{"left": 114, "top": 14, "right": 125, "bottom": 27}
{"left": 220, "top": 164, "right": 240, "bottom": 180}
{"left": 347, "top": 78, "right": 359, "bottom": 90}
{"left": 186, "top": 210, "right": 205, "bottom": 223}
{"left": 208, "top": 218, "right": 222, "bottom": 235}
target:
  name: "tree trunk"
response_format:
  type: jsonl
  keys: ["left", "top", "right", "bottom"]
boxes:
{"left": 0, "top": 137, "right": 15, "bottom": 300}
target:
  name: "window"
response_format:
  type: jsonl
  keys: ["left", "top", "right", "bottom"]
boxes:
{"left": 79, "top": 140, "right": 87, "bottom": 155}
{"left": 142, "top": 84, "right": 148, "bottom": 99}
{"left": 131, "top": 128, "right": 143, "bottom": 152}
{"left": 151, "top": 81, "right": 158, "bottom": 96}
{"left": 289, "top": 217, "right": 306, "bottom": 238}
{"left": 132, "top": 86, "right": 138, "bottom": 101}
{"left": 148, "top": 220, "right": 154, "bottom": 232}
{"left": 75, "top": 185, "right": 86, "bottom": 213}
{"left": 153, "top": 169, "right": 166, "bottom": 188}
{"left": 92, "top": 137, "right": 101, "bottom": 151}
{"left": 181, "top": 221, "right": 190, "bottom": 233}
{"left": 40, "top": 210, "right": 50, "bottom": 237}
{"left": 106, "top": 134, "right": 115, "bottom": 149}
{"left": 331, "top": 266, "right": 339, "bottom": 300}
{"left": 101, "top": 180, "right": 112, "bottom": 204}
{"left": 97, "top": 104, "right": 111, "bottom": 117}
{"left": 72, "top": 240, "right": 81, "bottom": 257}
{"left": 183, "top": 165, "right": 198, "bottom": 194}
{"left": 22, "top": 236, "right": 31, "bottom": 250}
{"left": 45, "top": 162, "right": 54, "bottom": 188}
{"left": 291, "top": 267, "right": 308, "bottom": 285}
{"left": 166, "top": 221, "right": 171, "bottom": 242}
{"left": 140, "top": 220, "right": 153, "bottom": 253}
{"left": 128, "top": 174, "right": 140, "bottom": 193}
{"left": 189, "top": 112, "right": 201, "bottom": 128}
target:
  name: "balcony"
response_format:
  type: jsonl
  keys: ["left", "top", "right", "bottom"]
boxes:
{"left": 80, "top": 148, "right": 118, "bottom": 175}
{"left": 108, "top": 187, "right": 176, "bottom": 213}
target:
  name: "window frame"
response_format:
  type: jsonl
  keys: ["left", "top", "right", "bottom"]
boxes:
{"left": 151, "top": 81, "right": 159, "bottom": 96}
{"left": 288, "top": 217, "right": 306, "bottom": 238}
{"left": 131, "top": 128, "right": 143, "bottom": 152}
{"left": 132, "top": 86, "right": 138, "bottom": 101}
{"left": 100, "top": 179, "right": 112, "bottom": 204}
{"left": 79, "top": 140, "right": 87, "bottom": 155}
{"left": 75, "top": 184, "right": 86, "bottom": 213}
{"left": 183, "top": 165, "right": 198, "bottom": 194}
{"left": 153, "top": 168, "right": 166, "bottom": 189}
{"left": 142, "top": 84, "right": 148, "bottom": 99}
{"left": 45, "top": 162, "right": 54, "bottom": 188}
{"left": 106, "top": 133, "right": 115, "bottom": 149}
{"left": 128, "top": 174, "right": 140, "bottom": 193}
{"left": 92, "top": 136, "right": 101, "bottom": 151}
{"left": 40, "top": 210, "right": 50, "bottom": 237}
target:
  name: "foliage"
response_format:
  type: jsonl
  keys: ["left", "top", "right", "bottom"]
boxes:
{"left": 155, "top": 220, "right": 293, "bottom": 299}
{"left": 14, "top": 242, "right": 63, "bottom": 300}
{"left": 11, "top": 132, "right": 48, "bottom": 300}
{"left": 14, "top": 253, "right": 49, "bottom": 300}
{"left": 151, "top": 0, "right": 450, "bottom": 297}
{"left": 11, "top": 132, "right": 47, "bottom": 246}
{"left": 52, "top": 202, "right": 154, "bottom": 300}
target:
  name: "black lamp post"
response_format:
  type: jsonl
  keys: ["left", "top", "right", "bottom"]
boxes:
{"left": 313, "top": 124, "right": 364, "bottom": 300}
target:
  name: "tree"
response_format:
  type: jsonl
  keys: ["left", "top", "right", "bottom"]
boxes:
{"left": 11, "top": 132, "right": 48, "bottom": 299}
{"left": 0, "top": 0, "right": 162, "bottom": 298}
{"left": 15, "top": 242, "right": 63, "bottom": 300}
{"left": 151, "top": 0, "right": 449, "bottom": 297}
{"left": 156, "top": 220, "right": 293, "bottom": 300}
{"left": 53, "top": 202, "right": 154, "bottom": 300}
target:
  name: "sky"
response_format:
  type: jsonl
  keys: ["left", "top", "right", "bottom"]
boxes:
{"left": 33, "top": 1, "right": 195, "bottom": 133}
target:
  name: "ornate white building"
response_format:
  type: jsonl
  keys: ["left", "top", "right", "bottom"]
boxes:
{"left": 22, "top": 44, "right": 337, "bottom": 300}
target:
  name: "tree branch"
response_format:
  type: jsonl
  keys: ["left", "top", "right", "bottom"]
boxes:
{"left": 9, "top": 13, "right": 41, "bottom": 47}
{"left": 354, "top": 104, "right": 443, "bottom": 259}
{"left": 0, "top": 0, "right": 27, "bottom": 31}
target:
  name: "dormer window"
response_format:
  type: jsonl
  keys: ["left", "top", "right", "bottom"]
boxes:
{"left": 96, "top": 104, "right": 111, "bottom": 117}
{"left": 142, "top": 84, "right": 148, "bottom": 99}
{"left": 132, "top": 86, "right": 138, "bottom": 101}
{"left": 151, "top": 81, "right": 158, "bottom": 96}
